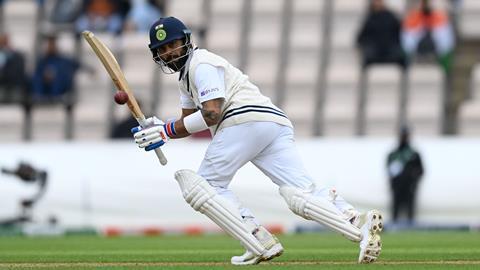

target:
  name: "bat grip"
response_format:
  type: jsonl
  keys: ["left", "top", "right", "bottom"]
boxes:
{"left": 138, "top": 118, "right": 168, "bottom": 166}
{"left": 154, "top": 148, "right": 168, "bottom": 165}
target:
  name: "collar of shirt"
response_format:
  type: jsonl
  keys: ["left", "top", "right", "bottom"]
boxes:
{"left": 178, "top": 47, "right": 198, "bottom": 81}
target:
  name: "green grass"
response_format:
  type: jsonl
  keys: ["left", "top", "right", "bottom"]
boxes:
{"left": 0, "top": 231, "right": 479, "bottom": 269}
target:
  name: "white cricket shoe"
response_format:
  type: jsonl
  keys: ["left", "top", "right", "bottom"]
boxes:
{"left": 231, "top": 226, "right": 284, "bottom": 265}
{"left": 357, "top": 210, "right": 383, "bottom": 264}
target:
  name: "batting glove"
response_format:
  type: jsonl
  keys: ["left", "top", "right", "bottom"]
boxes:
{"left": 131, "top": 116, "right": 171, "bottom": 151}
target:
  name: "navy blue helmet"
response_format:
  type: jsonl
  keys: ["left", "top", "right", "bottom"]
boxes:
{"left": 148, "top": 17, "right": 193, "bottom": 73}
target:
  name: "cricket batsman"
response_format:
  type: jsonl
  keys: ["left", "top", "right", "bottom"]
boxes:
{"left": 131, "top": 16, "right": 383, "bottom": 265}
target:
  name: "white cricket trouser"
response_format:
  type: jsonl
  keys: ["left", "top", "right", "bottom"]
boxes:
{"left": 198, "top": 121, "right": 355, "bottom": 222}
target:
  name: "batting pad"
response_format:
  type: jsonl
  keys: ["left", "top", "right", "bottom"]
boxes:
{"left": 279, "top": 186, "right": 361, "bottom": 241}
{"left": 175, "top": 169, "right": 266, "bottom": 255}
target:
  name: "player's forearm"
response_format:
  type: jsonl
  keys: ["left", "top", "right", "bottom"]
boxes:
{"left": 167, "top": 99, "right": 223, "bottom": 139}
{"left": 169, "top": 119, "right": 194, "bottom": 139}
{"left": 164, "top": 109, "right": 196, "bottom": 139}
{"left": 168, "top": 108, "right": 221, "bottom": 139}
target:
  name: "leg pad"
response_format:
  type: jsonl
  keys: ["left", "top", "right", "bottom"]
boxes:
{"left": 175, "top": 169, "right": 266, "bottom": 255}
{"left": 280, "top": 185, "right": 361, "bottom": 241}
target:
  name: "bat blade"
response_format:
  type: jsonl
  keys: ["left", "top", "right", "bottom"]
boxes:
{"left": 82, "top": 31, "right": 167, "bottom": 165}
{"left": 82, "top": 31, "right": 142, "bottom": 119}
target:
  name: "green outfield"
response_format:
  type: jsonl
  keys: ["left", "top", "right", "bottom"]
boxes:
{"left": 0, "top": 231, "right": 479, "bottom": 269}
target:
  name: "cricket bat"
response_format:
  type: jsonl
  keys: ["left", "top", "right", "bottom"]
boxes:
{"left": 82, "top": 31, "right": 168, "bottom": 165}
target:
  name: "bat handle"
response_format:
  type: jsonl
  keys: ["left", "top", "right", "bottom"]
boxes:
{"left": 138, "top": 118, "right": 168, "bottom": 166}
{"left": 154, "top": 148, "right": 168, "bottom": 165}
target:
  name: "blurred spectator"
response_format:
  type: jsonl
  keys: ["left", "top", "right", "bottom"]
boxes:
{"left": 110, "top": 99, "right": 145, "bottom": 139}
{"left": 31, "top": 35, "right": 80, "bottom": 101}
{"left": 356, "top": 0, "right": 407, "bottom": 68}
{"left": 47, "top": 0, "right": 83, "bottom": 24}
{"left": 124, "top": 0, "right": 163, "bottom": 33}
{"left": 0, "top": 33, "right": 28, "bottom": 102}
{"left": 110, "top": 113, "right": 138, "bottom": 139}
{"left": 386, "top": 126, "right": 424, "bottom": 225}
{"left": 75, "top": 0, "right": 124, "bottom": 35}
{"left": 116, "top": 0, "right": 132, "bottom": 21}
{"left": 401, "top": 0, "right": 455, "bottom": 71}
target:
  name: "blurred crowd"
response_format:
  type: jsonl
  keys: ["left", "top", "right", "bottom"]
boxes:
{"left": 0, "top": 0, "right": 165, "bottom": 100}
{"left": 0, "top": 0, "right": 166, "bottom": 139}
{"left": 356, "top": 0, "right": 455, "bottom": 73}
{"left": 0, "top": 0, "right": 459, "bottom": 141}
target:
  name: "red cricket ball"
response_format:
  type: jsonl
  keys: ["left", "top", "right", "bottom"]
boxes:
{"left": 114, "top": 91, "right": 129, "bottom": 105}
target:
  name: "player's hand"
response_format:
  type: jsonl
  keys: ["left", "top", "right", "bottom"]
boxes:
{"left": 131, "top": 116, "right": 170, "bottom": 151}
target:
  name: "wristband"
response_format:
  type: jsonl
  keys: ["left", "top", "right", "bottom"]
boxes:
{"left": 183, "top": 110, "right": 209, "bottom": 134}
{"left": 164, "top": 121, "right": 177, "bottom": 137}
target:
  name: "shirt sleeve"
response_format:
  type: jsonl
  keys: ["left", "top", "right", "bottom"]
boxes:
{"left": 194, "top": 63, "right": 226, "bottom": 104}
{"left": 179, "top": 91, "right": 196, "bottom": 109}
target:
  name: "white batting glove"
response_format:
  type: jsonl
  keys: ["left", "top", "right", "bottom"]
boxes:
{"left": 131, "top": 116, "right": 170, "bottom": 151}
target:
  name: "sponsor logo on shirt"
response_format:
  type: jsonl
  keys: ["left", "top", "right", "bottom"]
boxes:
{"left": 200, "top": 88, "right": 219, "bottom": 97}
